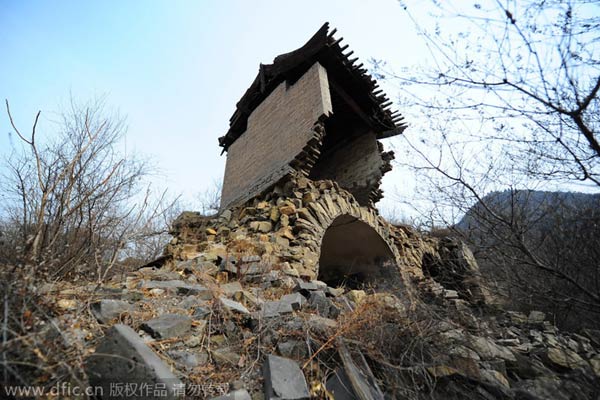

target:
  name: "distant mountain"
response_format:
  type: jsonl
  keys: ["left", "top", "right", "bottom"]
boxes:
{"left": 455, "top": 189, "right": 600, "bottom": 233}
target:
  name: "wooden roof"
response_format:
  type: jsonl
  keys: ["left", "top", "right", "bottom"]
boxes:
{"left": 218, "top": 22, "right": 407, "bottom": 151}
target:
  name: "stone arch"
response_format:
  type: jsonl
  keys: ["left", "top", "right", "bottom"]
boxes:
{"left": 292, "top": 188, "right": 410, "bottom": 293}
{"left": 318, "top": 214, "right": 399, "bottom": 289}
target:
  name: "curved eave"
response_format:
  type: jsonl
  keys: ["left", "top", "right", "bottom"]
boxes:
{"left": 219, "top": 22, "right": 407, "bottom": 152}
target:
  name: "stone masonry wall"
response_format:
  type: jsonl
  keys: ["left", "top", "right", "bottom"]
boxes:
{"left": 220, "top": 62, "right": 333, "bottom": 210}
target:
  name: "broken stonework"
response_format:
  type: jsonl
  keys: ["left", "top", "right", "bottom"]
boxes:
{"left": 90, "top": 299, "right": 133, "bottom": 324}
{"left": 261, "top": 300, "right": 295, "bottom": 318}
{"left": 220, "top": 297, "right": 250, "bottom": 315}
{"left": 86, "top": 324, "right": 182, "bottom": 399}
{"left": 140, "top": 280, "right": 212, "bottom": 299}
{"left": 141, "top": 314, "right": 192, "bottom": 339}
{"left": 263, "top": 354, "right": 310, "bottom": 400}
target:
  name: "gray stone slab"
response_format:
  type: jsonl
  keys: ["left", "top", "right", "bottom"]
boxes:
{"left": 91, "top": 299, "right": 133, "bottom": 324}
{"left": 294, "top": 281, "right": 319, "bottom": 293}
{"left": 86, "top": 324, "right": 182, "bottom": 399}
{"left": 221, "top": 281, "right": 243, "bottom": 297}
{"left": 220, "top": 297, "right": 250, "bottom": 315}
{"left": 280, "top": 293, "right": 306, "bottom": 310}
{"left": 141, "top": 280, "right": 212, "bottom": 299}
{"left": 325, "top": 368, "right": 358, "bottom": 400}
{"left": 263, "top": 354, "right": 310, "bottom": 400}
{"left": 309, "top": 290, "right": 332, "bottom": 317}
{"left": 141, "top": 314, "right": 192, "bottom": 339}
{"left": 262, "top": 300, "right": 294, "bottom": 318}
{"left": 277, "top": 340, "right": 308, "bottom": 359}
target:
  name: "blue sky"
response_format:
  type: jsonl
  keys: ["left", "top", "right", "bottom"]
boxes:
{"left": 1, "top": 0, "right": 423, "bottom": 212}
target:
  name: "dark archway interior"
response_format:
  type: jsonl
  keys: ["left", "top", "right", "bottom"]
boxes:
{"left": 318, "top": 214, "right": 400, "bottom": 290}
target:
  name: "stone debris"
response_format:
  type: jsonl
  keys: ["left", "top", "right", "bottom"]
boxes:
{"left": 212, "top": 347, "right": 242, "bottom": 366}
{"left": 221, "top": 281, "right": 243, "bottom": 297}
{"left": 263, "top": 354, "right": 310, "bottom": 400}
{"left": 219, "top": 297, "right": 250, "bottom": 315}
{"left": 86, "top": 324, "right": 182, "bottom": 399}
{"left": 140, "top": 280, "right": 212, "bottom": 299}
{"left": 140, "top": 314, "right": 192, "bottom": 339}
{"left": 261, "top": 299, "right": 295, "bottom": 318}
{"left": 66, "top": 176, "right": 600, "bottom": 399}
{"left": 90, "top": 299, "right": 133, "bottom": 324}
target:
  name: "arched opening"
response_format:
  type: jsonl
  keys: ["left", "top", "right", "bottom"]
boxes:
{"left": 317, "top": 214, "right": 401, "bottom": 290}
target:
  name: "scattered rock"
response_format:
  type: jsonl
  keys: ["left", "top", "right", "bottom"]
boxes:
{"left": 220, "top": 297, "right": 250, "bottom": 315}
{"left": 528, "top": 311, "right": 545, "bottom": 324}
{"left": 325, "top": 368, "right": 358, "bottom": 400}
{"left": 480, "top": 368, "right": 510, "bottom": 389}
{"left": 140, "top": 314, "right": 192, "bottom": 339}
{"left": 347, "top": 290, "right": 366, "bottom": 304}
{"left": 184, "top": 335, "right": 203, "bottom": 348}
{"left": 308, "top": 290, "right": 339, "bottom": 318}
{"left": 221, "top": 281, "right": 243, "bottom": 297}
{"left": 212, "top": 347, "right": 242, "bottom": 366}
{"left": 427, "top": 365, "right": 460, "bottom": 378}
{"left": 468, "top": 336, "right": 516, "bottom": 362}
{"left": 294, "top": 280, "right": 319, "bottom": 294}
{"left": 277, "top": 340, "right": 308, "bottom": 359}
{"left": 263, "top": 354, "right": 310, "bottom": 400}
{"left": 326, "top": 286, "right": 345, "bottom": 297}
{"left": 91, "top": 299, "right": 133, "bottom": 324}
{"left": 141, "top": 280, "right": 212, "bottom": 299}
{"left": 544, "top": 347, "right": 587, "bottom": 369}
{"left": 280, "top": 293, "right": 306, "bottom": 310}
{"left": 168, "top": 349, "right": 206, "bottom": 369}
{"left": 86, "top": 324, "right": 182, "bottom": 399}
{"left": 262, "top": 300, "right": 294, "bottom": 318}
{"left": 250, "top": 221, "right": 272, "bottom": 233}
{"left": 307, "top": 315, "right": 337, "bottom": 335}
{"left": 185, "top": 302, "right": 205, "bottom": 317}
{"left": 57, "top": 298, "right": 77, "bottom": 310}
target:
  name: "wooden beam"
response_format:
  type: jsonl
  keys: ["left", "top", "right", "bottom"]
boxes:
{"left": 329, "top": 78, "right": 375, "bottom": 129}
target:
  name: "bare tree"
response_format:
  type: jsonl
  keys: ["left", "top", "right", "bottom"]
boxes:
{"left": 195, "top": 179, "right": 222, "bottom": 216}
{"left": 375, "top": 0, "right": 600, "bottom": 328}
{"left": 1, "top": 97, "right": 176, "bottom": 281}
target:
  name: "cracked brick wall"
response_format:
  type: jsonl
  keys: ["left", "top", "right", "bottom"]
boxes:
{"left": 220, "top": 62, "right": 332, "bottom": 210}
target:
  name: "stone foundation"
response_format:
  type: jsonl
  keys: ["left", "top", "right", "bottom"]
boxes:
{"left": 166, "top": 173, "right": 490, "bottom": 307}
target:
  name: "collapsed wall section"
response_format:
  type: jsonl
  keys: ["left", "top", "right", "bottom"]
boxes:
{"left": 220, "top": 62, "right": 332, "bottom": 210}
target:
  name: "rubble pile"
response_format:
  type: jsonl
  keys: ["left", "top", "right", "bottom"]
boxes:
{"left": 25, "top": 175, "right": 600, "bottom": 399}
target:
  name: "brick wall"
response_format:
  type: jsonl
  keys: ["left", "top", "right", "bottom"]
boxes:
{"left": 310, "top": 132, "right": 383, "bottom": 205}
{"left": 220, "top": 62, "right": 333, "bottom": 210}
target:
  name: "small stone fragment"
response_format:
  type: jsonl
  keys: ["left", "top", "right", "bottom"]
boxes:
{"left": 280, "top": 293, "right": 306, "bottom": 310}
{"left": 528, "top": 311, "right": 546, "bottom": 324}
{"left": 57, "top": 299, "right": 77, "bottom": 310}
{"left": 262, "top": 300, "right": 294, "bottom": 318}
{"left": 212, "top": 347, "right": 242, "bottom": 366}
{"left": 220, "top": 297, "right": 250, "bottom": 315}
{"left": 347, "top": 290, "right": 366, "bottom": 304}
{"left": 141, "top": 280, "right": 212, "bottom": 299}
{"left": 221, "top": 281, "right": 243, "bottom": 297}
{"left": 91, "top": 299, "right": 133, "bottom": 324}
